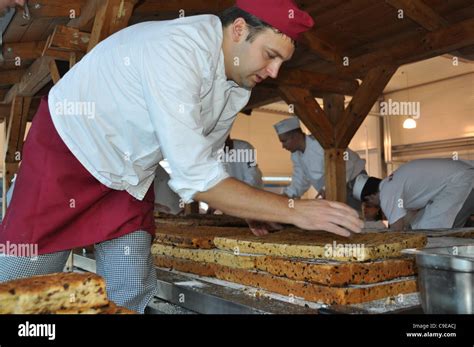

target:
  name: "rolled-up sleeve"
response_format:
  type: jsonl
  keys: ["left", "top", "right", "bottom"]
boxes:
{"left": 141, "top": 36, "right": 230, "bottom": 203}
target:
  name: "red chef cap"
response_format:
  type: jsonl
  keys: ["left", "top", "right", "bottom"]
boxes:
{"left": 235, "top": 0, "right": 314, "bottom": 41}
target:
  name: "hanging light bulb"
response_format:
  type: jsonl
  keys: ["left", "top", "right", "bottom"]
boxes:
{"left": 403, "top": 117, "right": 417, "bottom": 129}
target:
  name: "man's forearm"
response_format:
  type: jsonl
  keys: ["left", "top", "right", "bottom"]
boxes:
{"left": 195, "top": 177, "right": 364, "bottom": 237}
{"left": 195, "top": 177, "right": 295, "bottom": 224}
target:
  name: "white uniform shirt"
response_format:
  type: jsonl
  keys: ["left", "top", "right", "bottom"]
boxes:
{"left": 48, "top": 15, "right": 251, "bottom": 202}
{"left": 379, "top": 158, "right": 474, "bottom": 228}
{"left": 222, "top": 140, "right": 263, "bottom": 188}
{"left": 284, "top": 135, "right": 366, "bottom": 197}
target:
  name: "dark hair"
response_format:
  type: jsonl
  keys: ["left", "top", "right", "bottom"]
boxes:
{"left": 361, "top": 177, "right": 382, "bottom": 201}
{"left": 218, "top": 6, "right": 296, "bottom": 45}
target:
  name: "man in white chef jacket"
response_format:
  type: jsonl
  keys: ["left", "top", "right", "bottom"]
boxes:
{"left": 220, "top": 136, "right": 264, "bottom": 189}
{"left": 352, "top": 158, "right": 474, "bottom": 230}
{"left": 274, "top": 117, "right": 367, "bottom": 210}
{"left": 0, "top": 0, "right": 363, "bottom": 312}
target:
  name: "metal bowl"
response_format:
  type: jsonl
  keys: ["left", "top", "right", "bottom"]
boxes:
{"left": 403, "top": 245, "right": 474, "bottom": 314}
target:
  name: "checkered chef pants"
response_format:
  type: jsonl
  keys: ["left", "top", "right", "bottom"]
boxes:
{"left": 0, "top": 230, "right": 157, "bottom": 313}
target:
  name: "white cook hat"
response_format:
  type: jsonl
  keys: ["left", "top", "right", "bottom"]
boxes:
{"left": 273, "top": 117, "right": 301, "bottom": 135}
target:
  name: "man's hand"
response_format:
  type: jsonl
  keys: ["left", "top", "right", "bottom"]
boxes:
{"left": 195, "top": 178, "right": 363, "bottom": 238}
{"left": 245, "top": 219, "right": 283, "bottom": 236}
{"left": 290, "top": 199, "right": 363, "bottom": 237}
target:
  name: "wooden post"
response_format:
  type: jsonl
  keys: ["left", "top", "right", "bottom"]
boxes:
{"left": 3, "top": 96, "right": 31, "bottom": 216}
{"left": 323, "top": 94, "right": 347, "bottom": 203}
{"left": 324, "top": 148, "right": 347, "bottom": 202}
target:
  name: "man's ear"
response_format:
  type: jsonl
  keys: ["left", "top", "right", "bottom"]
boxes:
{"left": 231, "top": 17, "right": 248, "bottom": 42}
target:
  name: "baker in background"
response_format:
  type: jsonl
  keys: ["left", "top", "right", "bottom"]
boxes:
{"left": 274, "top": 117, "right": 367, "bottom": 210}
{"left": 353, "top": 158, "right": 474, "bottom": 230}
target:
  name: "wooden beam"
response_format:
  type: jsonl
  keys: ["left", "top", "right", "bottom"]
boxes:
{"left": 133, "top": 0, "right": 234, "bottom": 15}
{"left": 69, "top": 52, "right": 77, "bottom": 68}
{"left": 49, "top": 60, "right": 61, "bottom": 84}
{"left": 385, "top": 0, "right": 448, "bottom": 31}
{"left": 278, "top": 86, "right": 334, "bottom": 148}
{"left": 3, "top": 56, "right": 53, "bottom": 103}
{"left": 2, "top": 0, "right": 133, "bottom": 105}
{"left": 342, "top": 17, "right": 474, "bottom": 76}
{"left": 323, "top": 94, "right": 345, "bottom": 126}
{"left": 68, "top": 0, "right": 105, "bottom": 31}
{"left": 3, "top": 96, "right": 31, "bottom": 215}
{"left": 0, "top": 70, "right": 26, "bottom": 85}
{"left": 24, "top": 0, "right": 83, "bottom": 18}
{"left": 48, "top": 25, "right": 91, "bottom": 52}
{"left": 385, "top": 0, "right": 468, "bottom": 56}
{"left": 336, "top": 65, "right": 397, "bottom": 147}
{"left": 87, "top": 0, "right": 138, "bottom": 52}
{"left": 307, "top": 16, "right": 474, "bottom": 78}
{"left": 270, "top": 69, "right": 359, "bottom": 95}
{"left": 324, "top": 148, "right": 347, "bottom": 203}
{"left": 301, "top": 28, "right": 342, "bottom": 63}
{"left": 243, "top": 86, "right": 281, "bottom": 111}
{"left": 0, "top": 98, "right": 40, "bottom": 121}
{"left": 2, "top": 41, "right": 46, "bottom": 61}
{"left": 4, "top": 96, "right": 31, "bottom": 162}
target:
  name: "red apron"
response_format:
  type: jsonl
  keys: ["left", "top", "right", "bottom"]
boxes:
{"left": 0, "top": 96, "right": 156, "bottom": 255}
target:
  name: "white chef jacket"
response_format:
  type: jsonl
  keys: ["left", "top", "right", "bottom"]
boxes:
{"left": 222, "top": 139, "right": 263, "bottom": 188}
{"left": 284, "top": 135, "right": 366, "bottom": 198}
{"left": 379, "top": 158, "right": 474, "bottom": 229}
{"left": 48, "top": 15, "right": 251, "bottom": 202}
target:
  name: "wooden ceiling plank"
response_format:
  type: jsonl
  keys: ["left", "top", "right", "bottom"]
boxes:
{"left": 386, "top": 0, "right": 471, "bottom": 61}
{"left": 385, "top": 0, "right": 449, "bottom": 30}
{"left": 25, "top": 0, "right": 83, "bottom": 18}
{"left": 133, "top": 0, "right": 234, "bottom": 15}
{"left": 341, "top": 17, "right": 474, "bottom": 77}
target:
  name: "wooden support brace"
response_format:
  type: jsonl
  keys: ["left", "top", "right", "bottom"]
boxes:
{"left": 69, "top": 52, "right": 77, "bottom": 68}
{"left": 336, "top": 65, "right": 397, "bottom": 148}
{"left": 278, "top": 86, "right": 335, "bottom": 148}
{"left": 49, "top": 60, "right": 61, "bottom": 84}
{"left": 323, "top": 94, "right": 345, "bottom": 126}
